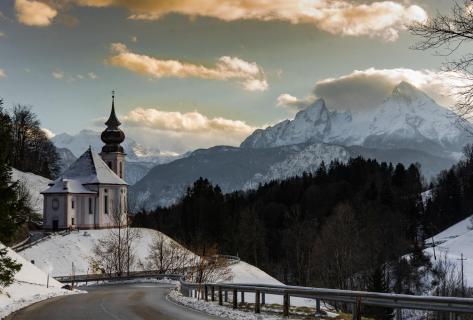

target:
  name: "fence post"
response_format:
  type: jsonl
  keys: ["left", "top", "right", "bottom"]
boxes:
{"left": 233, "top": 288, "right": 238, "bottom": 309}
{"left": 283, "top": 291, "right": 290, "bottom": 317}
{"left": 396, "top": 308, "right": 402, "bottom": 320}
{"left": 352, "top": 298, "right": 362, "bottom": 320}
{"left": 262, "top": 292, "right": 265, "bottom": 305}
{"left": 449, "top": 312, "right": 456, "bottom": 320}
{"left": 211, "top": 286, "right": 215, "bottom": 301}
{"left": 255, "top": 290, "right": 261, "bottom": 314}
{"left": 204, "top": 285, "right": 208, "bottom": 301}
{"left": 241, "top": 291, "right": 245, "bottom": 304}
{"left": 315, "top": 298, "right": 321, "bottom": 316}
{"left": 218, "top": 286, "right": 223, "bottom": 306}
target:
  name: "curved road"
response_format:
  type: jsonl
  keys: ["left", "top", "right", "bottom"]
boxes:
{"left": 9, "top": 283, "right": 222, "bottom": 320}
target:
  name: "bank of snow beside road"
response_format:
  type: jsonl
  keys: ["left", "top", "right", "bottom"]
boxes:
{"left": 20, "top": 228, "right": 195, "bottom": 277}
{"left": 0, "top": 245, "right": 77, "bottom": 318}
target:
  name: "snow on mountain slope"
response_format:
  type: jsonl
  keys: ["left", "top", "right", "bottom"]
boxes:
{"left": 242, "top": 82, "right": 470, "bottom": 156}
{"left": 0, "top": 244, "right": 77, "bottom": 318}
{"left": 20, "top": 228, "right": 196, "bottom": 277}
{"left": 424, "top": 215, "right": 473, "bottom": 284}
{"left": 11, "top": 168, "right": 51, "bottom": 214}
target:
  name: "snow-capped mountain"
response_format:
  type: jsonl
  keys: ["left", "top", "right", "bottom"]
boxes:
{"left": 52, "top": 129, "right": 179, "bottom": 164}
{"left": 242, "top": 82, "right": 471, "bottom": 156}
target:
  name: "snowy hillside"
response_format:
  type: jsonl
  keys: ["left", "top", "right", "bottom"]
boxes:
{"left": 0, "top": 244, "right": 76, "bottom": 318}
{"left": 20, "top": 228, "right": 196, "bottom": 277}
{"left": 425, "top": 216, "right": 473, "bottom": 284}
{"left": 11, "top": 168, "right": 51, "bottom": 214}
{"left": 242, "top": 82, "right": 470, "bottom": 156}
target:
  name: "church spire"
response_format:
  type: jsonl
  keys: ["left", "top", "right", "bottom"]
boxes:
{"left": 101, "top": 90, "right": 125, "bottom": 154}
{"left": 105, "top": 90, "right": 121, "bottom": 128}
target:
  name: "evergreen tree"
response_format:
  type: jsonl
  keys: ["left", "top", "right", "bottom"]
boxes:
{"left": 0, "top": 247, "right": 22, "bottom": 292}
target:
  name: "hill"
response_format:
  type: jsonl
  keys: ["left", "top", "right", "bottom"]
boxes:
{"left": 0, "top": 244, "right": 76, "bottom": 318}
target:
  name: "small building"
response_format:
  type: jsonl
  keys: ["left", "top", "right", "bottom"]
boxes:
{"left": 42, "top": 94, "right": 128, "bottom": 231}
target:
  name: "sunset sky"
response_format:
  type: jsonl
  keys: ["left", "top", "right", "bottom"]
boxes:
{"left": 0, "top": 0, "right": 469, "bottom": 153}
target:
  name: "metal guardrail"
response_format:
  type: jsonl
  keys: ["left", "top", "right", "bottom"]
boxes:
{"left": 54, "top": 253, "right": 473, "bottom": 319}
{"left": 179, "top": 281, "right": 473, "bottom": 319}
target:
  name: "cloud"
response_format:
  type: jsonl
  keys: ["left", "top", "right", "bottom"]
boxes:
{"left": 107, "top": 43, "right": 268, "bottom": 91}
{"left": 52, "top": 69, "right": 64, "bottom": 79}
{"left": 88, "top": 72, "right": 98, "bottom": 79}
{"left": 114, "top": 107, "right": 258, "bottom": 153}
{"left": 76, "top": 0, "right": 427, "bottom": 41}
{"left": 277, "top": 93, "right": 315, "bottom": 112}
{"left": 312, "top": 68, "right": 465, "bottom": 111}
{"left": 0, "top": 32, "right": 5, "bottom": 37}
{"left": 0, "top": 69, "right": 6, "bottom": 78}
{"left": 41, "top": 128, "right": 55, "bottom": 139}
{"left": 15, "top": 0, "right": 57, "bottom": 27}
{"left": 278, "top": 68, "right": 469, "bottom": 113}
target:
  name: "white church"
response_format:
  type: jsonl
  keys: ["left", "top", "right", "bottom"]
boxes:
{"left": 42, "top": 94, "right": 128, "bottom": 231}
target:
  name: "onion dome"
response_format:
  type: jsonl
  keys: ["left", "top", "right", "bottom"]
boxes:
{"left": 101, "top": 91, "right": 125, "bottom": 153}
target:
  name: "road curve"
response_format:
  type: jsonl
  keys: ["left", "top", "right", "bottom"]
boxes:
{"left": 8, "top": 283, "right": 222, "bottom": 320}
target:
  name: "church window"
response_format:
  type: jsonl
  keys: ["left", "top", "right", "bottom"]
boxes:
{"left": 104, "top": 195, "right": 109, "bottom": 214}
{"left": 119, "top": 162, "right": 123, "bottom": 178}
{"left": 71, "top": 199, "right": 75, "bottom": 209}
{"left": 71, "top": 218, "right": 75, "bottom": 225}
{"left": 52, "top": 198, "right": 59, "bottom": 210}
{"left": 89, "top": 198, "right": 93, "bottom": 214}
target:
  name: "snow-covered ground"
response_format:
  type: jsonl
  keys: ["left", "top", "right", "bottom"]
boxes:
{"left": 11, "top": 168, "right": 51, "bottom": 214}
{"left": 220, "top": 261, "right": 323, "bottom": 308}
{"left": 20, "top": 228, "right": 195, "bottom": 277}
{"left": 425, "top": 215, "right": 473, "bottom": 284}
{"left": 0, "top": 244, "right": 78, "bottom": 318}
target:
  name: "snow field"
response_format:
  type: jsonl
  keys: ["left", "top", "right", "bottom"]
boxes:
{"left": 0, "top": 244, "right": 79, "bottom": 318}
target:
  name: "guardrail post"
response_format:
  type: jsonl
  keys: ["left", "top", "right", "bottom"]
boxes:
{"left": 224, "top": 290, "right": 228, "bottom": 302}
{"left": 396, "top": 308, "right": 402, "bottom": 320}
{"left": 283, "top": 291, "right": 290, "bottom": 317}
{"left": 352, "top": 297, "right": 361, "bottom": 320}
{"left": 211, "top": 286, "right": 215, "bottom": 301}
{"left": 218, "top": 286, "right": 223, "bottom": 306}
{"left": 204, "top": 285, "right": 208, "bottom": 301}
{"left": 241, "top": 291, "right": 245, "bottom": 304}
{"left": 255, "top": 290, "right": 261, "bottom": 314}
{"left": 316, "top": 299, "right": 321, "bottom": 315}
{"left": 233, "top": 288, "right": 238, "bottom": 309}
{"left": 262, "top": 292, "right": 265, "bottom": 305}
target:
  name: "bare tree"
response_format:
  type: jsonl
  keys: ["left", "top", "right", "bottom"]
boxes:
{"left": 410, "top": 1, "right": 473, "bottom": 128}
{"left": 146, "top": 232, "right": 194, "bottom": 274}
{"left": 89, "top": 208, "right": 140, "bottom": 276}
{"left": 186, "top": 245, "right": 231, "bottom": 285}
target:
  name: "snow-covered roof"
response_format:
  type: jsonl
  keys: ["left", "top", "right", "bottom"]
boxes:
{"left": 42, "top": 178, "right": 96, "bottom": 194}
{"left": 50, "top": 147, "right": 127, "bottom": 188}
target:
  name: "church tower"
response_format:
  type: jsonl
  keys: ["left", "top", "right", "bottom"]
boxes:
{"left": 100, "top": 91, "right": 126, "bottom": 179}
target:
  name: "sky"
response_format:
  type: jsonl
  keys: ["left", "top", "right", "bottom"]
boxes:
{"left": 0, "top": 0, "right": 470, "bottom": 154}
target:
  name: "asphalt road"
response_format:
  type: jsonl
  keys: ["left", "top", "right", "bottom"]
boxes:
{"left": 9, "top": 283, "right": 223, "bottom": 320}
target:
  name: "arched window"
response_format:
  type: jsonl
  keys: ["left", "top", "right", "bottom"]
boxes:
{"left": 119, "top": 161, "right": 123, "bottom": 178}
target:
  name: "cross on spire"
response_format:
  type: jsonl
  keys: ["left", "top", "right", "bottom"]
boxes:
{"left": 105, "top": 90, "right": 121, "bottom": 128}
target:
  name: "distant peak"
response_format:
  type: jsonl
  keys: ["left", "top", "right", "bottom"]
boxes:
{"left": 390, "top": 81, "right": 430, "bottom": 103}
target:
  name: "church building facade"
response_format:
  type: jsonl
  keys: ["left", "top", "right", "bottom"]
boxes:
{"left": 42, "top": 94, "right": 128, "bottom": 231}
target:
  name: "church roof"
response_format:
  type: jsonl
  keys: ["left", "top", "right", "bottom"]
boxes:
{"left": 42, "top": 179, "right": 97, "bottom": 194}
{"left": 48, "top": 147, "right": 127, "bottom": 189}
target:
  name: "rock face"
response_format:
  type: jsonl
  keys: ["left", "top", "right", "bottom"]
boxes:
{"left": 242, "top": 82, "right": 470, "bottom": 156}
{"left": 127, "top": 82, "right": 468, "bottom": 210}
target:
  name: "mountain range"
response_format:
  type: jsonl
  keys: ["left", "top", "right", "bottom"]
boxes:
{"left": 51, "top": 129, "right": 181, "bottom": 184}
{"left": 128, "top": 82, "right": 469, "bottom": 210}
